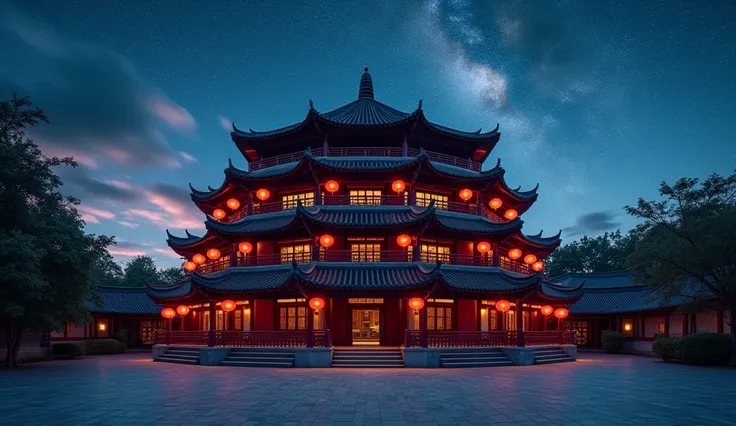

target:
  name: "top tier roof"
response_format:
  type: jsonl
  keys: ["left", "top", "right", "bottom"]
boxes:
{"left": 231, "top": 67, "right": 500, "bottom": 163}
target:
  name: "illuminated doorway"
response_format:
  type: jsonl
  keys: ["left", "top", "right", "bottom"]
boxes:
{"left": 351, "top": 308, "right": 380, "bottom": 345}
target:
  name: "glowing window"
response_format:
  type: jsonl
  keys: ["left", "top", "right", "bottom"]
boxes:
{"left": 349, "top": 189, "right": 382, "bottom": 205}
{"left": 348, "top": 298, "right": 384, "bottom": 304}
{"left": 416, "top": 191, "right": 448, "bottom": 209}
{"left": 282, "top": 192, "right": 315, "bottom": 210}
{"left": 279, "top": 305, "right": 307, "bottom": 330}
{"left": 419, "top": 244, "right": 451, "bottom": 263}
{"left": 351, "top": 243, "right": 381, "bottom": 262}
{"left": 280, "top": 244, "right": 312, "bottom": 263}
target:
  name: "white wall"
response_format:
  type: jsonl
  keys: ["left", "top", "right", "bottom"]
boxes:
{"left": 669, "top": 315, "right": 684, "bottom": 335}
{"left": 645, "top": 316, "right": 665, "bottom": 337}
{"left": 696, "top": 311, "right": 720, "bottom": 332}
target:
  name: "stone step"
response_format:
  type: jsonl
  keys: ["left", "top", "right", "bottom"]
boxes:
{"left": 161, "top": 352, "right": 199, "bottom": 360}
{"left": 330, "top": 363, "right": 404, "bottom": 368}
{"left": 441, "top": 360, "right": 513, "bottom": 368}
{"left": 165, "top": 349, "right": 201, "bottom": 356}
{"left": 534, "top": 353, "right": 568, "bottom": 360}
{"left": 535, "top": 356, "right": 574, "bottom": 365}
{"left": 332, "top": 359, "right": 404, "bottom": 366}
{"left": 439, "top": 355, "right": 507, "bottom": 363}
{"left": 220, "top": 360, "right": 294, "bottom": 368}
{"left": 156, "top": 355, "right": 199, "bottom": 365}
{"left": 333, "top": 354, "right": 403, "bottom": 360}
{"left": 534, "top": 347, "right": 564, "bottom": 353}
{"left": 333, "top": 351, "right": 401, "bottom": 355}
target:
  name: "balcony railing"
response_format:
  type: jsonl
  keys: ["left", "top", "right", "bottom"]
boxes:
{"left": 155, "top": 330, "right": 330, "bottom": 347}
{"left": 322, "top": 194, "right": 407, "bottom": 206}
{"left": 524, "top": 331, "right": 575, "bottom": 346}
{"left": 404, "top": 330, "right": 575, "bottom": 348}
{"left": 248, "top": 147, "right": 482, "bottom": 172}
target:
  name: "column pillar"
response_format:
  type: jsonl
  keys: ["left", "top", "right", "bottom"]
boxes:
{"left": 419, "top": 305, "right": 428, "bottom": 348}
{"left": 475, "top": 191, "right": 482, "bottom": 216}
{"left": 664, "top": 313, "right": 670, "bottom": 335}
{"left": 402, "top": 134, "right": 408, "bottom": 157}
{"left": 166, "top": 318, "right": 172, "bottom": 345}
{"left": 412, "top": 238, "right": 420, "bottom": 262}
{"left": 315, "top": 183, "right": 322, "bottom": 205}
{"left": 322, "top": 134, "right": 329, "bottom": 156}
{"left": 492, "top": 244, "right": 500, "bottom": 267}
{"left": 306, "top": 305, "right": 315, "bottom": 348}
{"left": 207, "top": 302, "right": 216, "bottom": 347}
{"left": 230, "top": 244, "right": 237, "bottom": 267}
{"left": 246, "top": 193, "right": 253, "bottom": 216}
{"left": 682, "top": 314, "right": 688, "bottom": 336}
{"left": 408, "top": 187, "right": 416, "bottom": 205}
{"left": 691, "top": 313, "right": 697, "bottom": 333}
{"left": 515, "top": 301, "right": 525, "bottom": 346}
{"left": 717, "top": 310, "right": 724, "bottom": 333}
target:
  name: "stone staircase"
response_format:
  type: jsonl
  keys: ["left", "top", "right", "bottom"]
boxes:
{"left": 533, "top": 347, "right": 575, "bottom": 365}
{"left": 331, "top": 348, "right": 404, "bottom": 368}
{"left": 155, "top": 347, "right": 200, "bottom": 365}
{"left": 439, "top": 348, "right": 513, "bottom": 368}
{"left": 219, "top": 348, "right": 295, "bottom": 368}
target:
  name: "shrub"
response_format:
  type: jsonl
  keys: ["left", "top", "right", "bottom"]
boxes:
{"left": 680, "top": 333, "right": 732, "bottom": 366}
{"left": 654, "top": 333, "right": 669, "bottom": 340}
{"left": 52, "top": 342, "right": 87, "bottom": 359}
{"left": 601, "top": 330, "right": 625, "bottom": 354}
{"left": 112, "top": 330, "right": 129, "bottom": 349}
{"left": 652, "top": 337, "right": 683, "bottom": 361}
{"left": 85, "top": 339, "right": 125, "bottom": 355}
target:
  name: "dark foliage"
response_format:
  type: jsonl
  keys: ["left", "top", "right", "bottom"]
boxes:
{"left": 52, "top": 341, "right": 87, "bottom": 359}
{"left": 601, "top": 330, "right": 625, "bottom": 354}
{"left": 680, "top": 333, "right": 732, "bottom": 366}
{"left": 85, "top": 339, "right": 125, "bottom": 355}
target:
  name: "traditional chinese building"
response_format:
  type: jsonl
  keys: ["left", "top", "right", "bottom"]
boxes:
{"left": 147, "top": 68, "right": 584, "bottom": 367}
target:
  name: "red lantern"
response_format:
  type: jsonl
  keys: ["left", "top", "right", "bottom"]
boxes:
{"left": 206, "top": 248, "right": 221, "bottom": 260}
{"left": 238, "top": 242, "right": 253, "bottom": 254}
{"left": 504, "top": 209, "right": 518, "bottom": 220}
{"left": 396, "top": 234, "right": 412, "bottom": 248}
{"left": 554, "top": 308, "right": 569, "bottom": 319}
{"left": 319, "top": 234, "right": 334, "bottom": 248}
{"left": 392, "top": 180, "right": 406, "bottom": 193}
{"left": 459, "top": 188, "right": 473, "bottom": 201}
{"left": 523, "top": 254, "right": 537, "bottom": 265}
{"left": 325, "top": 180, "right": 340, "bottom": 193}
{"left": 176, "top": 305, "right": 190, "bottom": 316}
{"left": 489, "top": 198, "right": 503, "bottom": 209}
{"left": 477, "top": 241, "right": 491, "bottom": 254}
{"left": 532, "top": 261, "right": 545, "bottom": 272}
{"left": 212, "top": 208, "right": 226, "bottom": 220}
{"left": 183, "top": 261, "right": 197, "bottom": 272}
{"left": 408, "top": 297, "right": 425, "bottom": 310}
{"left": 496, "top": 300, "right": 511, "bottom": 312}
{"left": 256, "top": 188, "right": 270, "bottom": 201}
{"left": 226, "top": 198, "right": 240, "bottom": 210}
{"left": 192, "top": 254, "right": 206, "bottom": 264}
{"left": 221, "top": 300, "right": 236, "bottom": 312}
{"left": 161, "top": 308, "right": 176, "bottom": 319}
{"left": 508, "top": 248, "right": 522, "bottom": 260}
{"left": 309, "top": 297, "right": 325, "bottom": 310}
{"left": 540, "top": 305, "right": 554, "bottom": 316}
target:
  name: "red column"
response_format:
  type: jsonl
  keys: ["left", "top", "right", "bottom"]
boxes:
{"left": 717, "top": 310, "right": 724, "bottom": 333}
{"left": 664, "top": 314, "right": 670, "bottom": 335}
{"left": 419, "top": 305, "right": 428, "bottom": 348}
{"left": 492, "top": 244, "right": 500, "bottom": 267}
{"left": 515, "top": 301, "right": 524, "bottom": 347}
{"left": 306, "top": 305, "right": 314, "bottom": 348}
{"left": 475, "top": 192, "right": 482, "bottom": 216}
{"left": 166, "top": 318, "right": 172, "bottom": 345}
{"left": 325, "top": 298, "right": 332, "bottom": 347}
{"left": 207, "top": 302, "right": 216, "bottom": 347}
{"left": 682, "top": 314, "right": 688, "bottom": 336}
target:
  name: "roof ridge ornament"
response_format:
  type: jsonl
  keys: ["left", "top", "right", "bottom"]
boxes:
{"left": 358, "top": 66, "right": 374, "bottom": 100}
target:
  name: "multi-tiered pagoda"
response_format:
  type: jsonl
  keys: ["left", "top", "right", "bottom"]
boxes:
{"left": 149, "top": 68, "right": 582, "bottom": 359}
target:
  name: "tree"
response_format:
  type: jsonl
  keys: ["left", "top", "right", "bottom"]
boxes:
{"left": 91, "top": 249, "right": 124, "bottom": 287}
{"left": 158, "top": 266, "right": 184, "bottom": 285}
{"left": 546, "top": 230, "right": 641, "bottom": 277}
{"left": 122, "top": 255, "right": 159, "bottom": 287}
{"left": 625, "top": 171, "right": 736, "bottom": 365}
{"left": 0, "top": 94, "right": 114, "bottom": 367}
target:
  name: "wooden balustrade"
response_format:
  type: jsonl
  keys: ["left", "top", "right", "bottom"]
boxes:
{"left": 446, "top": 200, "right": 477, "bottom": 215}
{"left": 524, "top": 331, "right": 574, "bottom": 346}
{"left": 155, "top": 330, "right": 330, "bottom": 347}
{"left": 404, "top": 330, "right": 519, "bottom": 347}
{"left": 322, "top": 194, "right": 407, "bottom": 206}
{"left": 197, "top": 259, "right": 230, "bottom": 275}
{"left": 248, "top": 147, "right": 481, "bottom": 172}
{"left": 320, "top": 250, "right": 410, "bottom": 263}
{"left": 499, "top": 258, "right": 530, "bottom": 274}
{"left": 480, "top": 205, "right": 504, "bottom": 223}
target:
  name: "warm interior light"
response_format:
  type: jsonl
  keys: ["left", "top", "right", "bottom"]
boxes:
{"left": 524, "top": 254, "right": 538, "bottom": 265}
{"left": 477, "top": 241, "right": 491, "bottom": 254}
{"left": 325, "top": 180, "right": 340, "bottom": 193}
{"left": 495, "top": 300, "right": 511, "bottom": 312}
{"left": 256, "top": 188, "right": 270, "bottom": 201}
{"left": 221, "top": 300, "right": 236, "bottom": 312}
{"left": 508, "top": 248, "right": 522, "bottom": 260}
{"left": 183, "top": 261, "right": 197, "bottom": 272}
{"left": 408, "top": 297, "right": 425, "bottom": 310}
{"left": 319, "top": 234, "right": 334, "bottom": 248}
{"left": 161, "top": 308, "right": 176, "bottom": 319}
{"left": 459, "top": 188, "right": 473, "bottom": 201}
{"left": 176, "top": 305, "right": 190, "bottom": 316}
{"left": 554, "top": 308, "right": 569, "bottom": 319}
{"left": 98, "top": 323, "right": 106, "bottom": 331}
{"left": 624, "top": 323, "right": 632, "bottom": 331}
{"left": 309, "top": 297, "right": 325, "bottom": 310}
{"left": 504, "top": 209, "right": 518, "bottom": 220}
{"left": 226, "top": 198, "right": 240, "bottom": 210}
{"left": 540, "top": 305, "right": 554, "bottom": 316}
{"left": 238, "top": 242, "right": 253, "bottom": 254}
{"left": 489, "top": 198, "right": 503, "bottom": 209}
{"left": 532, "top": 261, "right": 545, "bottom": 272}
{"left": 212, "top": 209, "right": 226, "bottom": 220}
{"left": 192, "top": 254, "right": 206, "bottom": 264}
{"left": 396, "top": 234, "right": 412, "bottom": 248}
{"left": 391, "top": 180, "right": 406, "bottom": 193}
{"left": 206, "top": 248, "right": 221, "bottom": 260}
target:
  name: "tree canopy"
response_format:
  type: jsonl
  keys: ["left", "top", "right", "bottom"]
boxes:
{"left": 0, "top": 94, "right": 114, "bottom": 367}
{"left": 545, "top": 230, "right": 641, "bottom": 278}
{"left": 625, "top": 171, "right": 736, "bottom": 364}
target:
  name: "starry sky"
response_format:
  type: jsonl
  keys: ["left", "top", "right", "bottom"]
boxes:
{"left": 1, "top": 0, "right": 734, "bottom": 268}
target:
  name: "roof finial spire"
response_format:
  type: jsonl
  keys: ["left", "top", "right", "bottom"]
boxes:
{"left": 358, "top": 66, "right": 374, "bottom": 100}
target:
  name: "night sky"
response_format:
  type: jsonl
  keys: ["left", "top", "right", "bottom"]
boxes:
{"left": 2, "top": 0, "right": 734, "bottom": 268}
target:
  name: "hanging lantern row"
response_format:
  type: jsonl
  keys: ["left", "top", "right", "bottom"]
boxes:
{"left": 319, "top": 234, "right": 335, "bottom": 248}
{"left": 504, "top": 209, "right": 518, "bottom": 220}
{"left": 459, "top": 188, "right": 473, "bottom": 201}
{"left": 396, "top": 234, "right": 412, "bottom": 248}
{"left": 256, "top": 188, "right": 270, "bottom": 201}
{"left": 495, "top": 300, "right": 511, "bottom": 312}
{"left": 540, "top": 305, "right": 554, "bottom": 316}
{"left": 176, "top": 305, "right": 190, "bottom": 316}
{"left": 212, "top": 209, "right": 226, "bottom": 220}
{"left": 309, "top": 297, "right": 325, "bottom": 310}
{"left": 392, "top": 180, "right": 405, "bottom": 193}
{"left": 239, "top": 242, "right": 253, "bottom": 254}
{"left": 523, "top": 254, "right": 537, "bottom": 265}
{"left": 489, "top": 198, "right": 503, "bottom": 209}
{"left": 408, "top": 297, "right": 425, "bottom": 310}
{"left": 554, "top": 308, "right": 569, "bottom": 319}
{"left": 161, "top": 308, "right": 176, "bottom": 319}
{"left": 206, "top": 248, "right": 221, "bottom": 260}
{"left": 477, "top": 241, "right": 491, "bottom": 254}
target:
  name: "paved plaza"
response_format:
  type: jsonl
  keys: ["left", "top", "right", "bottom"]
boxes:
{"left": 0, "top": 352, "right": 734, "bottom": 426}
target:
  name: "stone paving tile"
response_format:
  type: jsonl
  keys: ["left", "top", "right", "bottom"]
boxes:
{"left": 1, "top": 353, "right": 735, "bottom": 425}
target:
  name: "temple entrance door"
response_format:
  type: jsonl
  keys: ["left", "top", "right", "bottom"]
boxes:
{"left": 351, "top": 308, "right": 381, "bottom": 345}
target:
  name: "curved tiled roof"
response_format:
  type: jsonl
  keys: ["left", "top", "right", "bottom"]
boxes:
{"left": 434, "top": 210, "right": 522, "bottom": 234}
{"left": 206, "top": 210, "right": 297, "bottom": 235}
{"left": 89, "top": 286, "right": 162, "bottom": 314}
{"left": 520, "top": 230, "right": 563, "bottom": 248}
{"left": 146, "top": 280, "right": 194, "bottom": 300}
{"left": 297, "top": 204, "right": 434, "bottom": 228}
{"left": 192, "top": 265, "right": 295, "bottom": 292}
{"left": 297, "top": 262, "right": 438, "bottom": 290}
{"left": 166, "top": 229, "right": 210, "bottom": 247}
{"left": 437, "top": 265, "right": 540, "bottom": 292}
{"left": 538, "top": 280, "right": 585, "bottom": 301}
{"left": 317, "top": 99, "right": 415, "bottom": 127}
